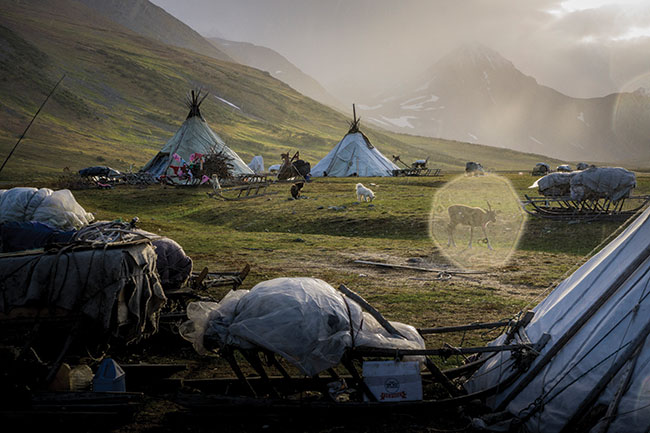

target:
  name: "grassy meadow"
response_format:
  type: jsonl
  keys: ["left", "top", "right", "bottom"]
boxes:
{"left": 63, "top": 171, "right": 650, "bottom": 357}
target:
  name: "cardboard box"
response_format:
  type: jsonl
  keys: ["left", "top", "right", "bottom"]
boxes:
{"left": 362, "top": 360, "right": 423, "bottom": 402}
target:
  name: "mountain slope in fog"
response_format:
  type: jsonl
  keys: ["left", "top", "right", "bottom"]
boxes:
{"left": 362, "top": 44, "right": 650, "bottom": 164}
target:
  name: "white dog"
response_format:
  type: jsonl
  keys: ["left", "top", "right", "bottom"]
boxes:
{"left": 356, "top": 183, "right": 375, "bottom": 202}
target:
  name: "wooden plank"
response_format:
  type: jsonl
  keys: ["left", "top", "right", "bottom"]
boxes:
{"left": 418, "top": 320, "right": 511, "bottom": 335}
{"left": 354, "top": 260, "right": 487, "bottom": 275}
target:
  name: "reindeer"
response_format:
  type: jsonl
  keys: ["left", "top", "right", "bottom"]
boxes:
{"left": 447, "top": 202, "right": 496, "bottom": 250}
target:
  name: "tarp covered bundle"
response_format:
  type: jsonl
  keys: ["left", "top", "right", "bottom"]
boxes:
{"left": 531, "top": 167, "right": 636, "bottom": 201}
{"left": 150, "top": 237, "right": 193, "bottom": 292}
{"left": 78, "top": 166, "right": 121, "bottom": 178}
{"left": 310, "top": 132, "right": 399, "bottom": 177}
{"left": 0, "top": 187, "right": 94, "bottom": 230}
{"left": 465, "top": 205, "right": 650, "bottom": 432}
{"left": 180, "top": 277, "right": 424, "bottom": 376}
{"left": 532, "top": 172, "right": 574, "bottom": 197}
{"left": 0, "top": 221, "right": 75, "bottom": 252}
{"left": 570, "top": 167, "right": 636, "bottom": 201}
{"left": 532, "top": 162, "right": 550, "bottom": 175}
{"left": 0, "top": 241, "right": 166, "bottom": 342}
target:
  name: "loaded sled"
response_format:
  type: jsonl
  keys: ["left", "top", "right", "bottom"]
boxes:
{"left": 524, "top": 167, "right": 650, "bottom": 220}
{"left": 172, "top": 278, "right": 548, "bottom": 422}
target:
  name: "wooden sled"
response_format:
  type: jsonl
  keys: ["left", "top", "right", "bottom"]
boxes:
{"left": 170, "top": 286, "right": 548, "bottom": 422}
{"left": 392, "top": 167, "right": 441, "bottom": 177}
{"left": 207, "top": 175, "right": 278, "bottom": 201}
{"left": 522, "top": 194, "right": 650, "bottom": 220}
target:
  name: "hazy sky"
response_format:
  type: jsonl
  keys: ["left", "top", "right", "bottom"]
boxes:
{"left": 150, "top": 0, "right": 650, "bottom": 101}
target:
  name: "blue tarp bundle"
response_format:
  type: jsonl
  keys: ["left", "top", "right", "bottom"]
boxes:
{"left": 0, "top": 221, "right": 75, "bottom": 252}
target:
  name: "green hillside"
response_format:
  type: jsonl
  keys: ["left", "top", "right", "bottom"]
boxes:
{"left": 0, "top": 0, "right": 565, "bottom": 183}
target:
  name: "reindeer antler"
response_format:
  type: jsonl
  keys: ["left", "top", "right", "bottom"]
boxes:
{"left": 486, "top": 201, "right": 492, "bottom": 211}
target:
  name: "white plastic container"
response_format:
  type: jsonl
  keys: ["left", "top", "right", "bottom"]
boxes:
{"left": 362, "top": 360, "right": 422, "bottom": 402}
{"left": 92, "top": 358, "right": 126, "bottom": 392}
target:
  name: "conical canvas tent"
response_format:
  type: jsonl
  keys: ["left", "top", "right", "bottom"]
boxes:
{"left": 465, "top": 206, "right": 650, "bottom": 433}
{"left": 310, "top": 107, "right": 399, "bottom": 177}
{"left": 141, "top": 90, "right": 252, "bottom": 182}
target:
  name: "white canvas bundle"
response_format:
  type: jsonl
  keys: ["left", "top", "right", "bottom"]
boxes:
{"left": 180, "top": 277, "right": 424, "bottom": 376}
{"left": 0, "top": 187, "right": 94, "bottom": 230}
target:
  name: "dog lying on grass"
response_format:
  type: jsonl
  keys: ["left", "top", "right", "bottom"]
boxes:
{"left": 356, "top": 183, "right": 375, "bottom": 202}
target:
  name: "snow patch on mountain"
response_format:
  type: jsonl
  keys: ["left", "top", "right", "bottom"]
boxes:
{"left": 368, "top": 117, "right": 390, "bottom": 126}
{"left": 401, "top": 95, "right": 440, "bottom": 111}
{"left": 358, "top": 104, "right": 383, "bottom": 110}
{"left": 467, "top": 133, "right": 478, "bottom": 141}
{"left": 381, "top": 115, "right": 417, "bottom": 128}
{"left": 415, "top": 80, "right": 432, "bottom": 92}
{"left": 529, "top": 136, "right": 543, "bottom": 145}
{"left": 577, "top": 112, "right": 590, "bottom": 126}
{"left": 400, "top": 95, "right": 428, "bottom": 106}
{"left": 381, "top": 95, "right": 399, "bottom": 103}
{"left": 215, "top": 96, "right": 241, "bottom": 111}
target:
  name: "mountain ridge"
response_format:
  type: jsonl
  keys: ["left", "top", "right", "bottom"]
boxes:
{"left": 74, "top": 0, "right": 234, "bottom": 62}
{"left": 208, "top": 37, "right": 344, "bottom": 112}
{"left": 363, "top": 43, "right": 650, "bottom": 164}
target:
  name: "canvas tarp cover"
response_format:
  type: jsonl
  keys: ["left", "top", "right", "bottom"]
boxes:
{"left": 0, "top": 187, "right": 94, "bottom": 230}
{"left": 248, "top": 156, "right": 264, "bottom": 174}
{"left": 464, "top": 205, "right": 650, "bottom": 432}
{"left": 141, "top": 116, "right": 252, "bottom": 181}
{"left": 530, "top": 172, "right": 574, "bottom": 196}
{"left": 570, "top": 167, "right": 636, "bottom": 201}
{"left": 180, "top": 277, "right": 425, "bottom": 376}
{"left": 0, "top": 242, "right": 166, "bottom": 342}
{"left": 310, "top": 132, "right": 399, "bottom": 177}
{"left": 531, "top": 167, "right": 636, "bottom": 201}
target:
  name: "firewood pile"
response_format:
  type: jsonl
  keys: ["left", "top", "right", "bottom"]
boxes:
{"left": 194, "top": 151, "right": 234, "bottom": 181}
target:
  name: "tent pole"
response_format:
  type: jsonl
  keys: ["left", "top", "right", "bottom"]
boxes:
{"left": 590, "top": 345, "right": 642, "bottom": 433}
{"left": 496, "top": 242, "right": 650, "bottom": 411}
{"left": 559, "top": 320, "right": 650, "bottom": 432}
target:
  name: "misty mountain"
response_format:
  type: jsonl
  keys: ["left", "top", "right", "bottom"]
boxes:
{"left": 208, "top": 37, "right": 344, "bottom": 111}
{"left": 75, "top": 0, "right": 233, "bottom": 62}
{"left": 361, "top": 44, "right": 650, "bottom": 164}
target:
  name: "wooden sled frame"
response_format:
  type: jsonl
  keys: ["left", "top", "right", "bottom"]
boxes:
{"left": 522, "top": 194, "right": 650, "bottom": 220}
{"left": 392, "top": 167, "right": 441, "bottom": 177}
{"left": 172, "top": 286, "right": 550, "bottom": 419}
{"left": 207, "top": 174, "right": 279, "bottom": 201}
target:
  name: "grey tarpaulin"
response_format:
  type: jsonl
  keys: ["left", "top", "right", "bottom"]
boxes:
{"left": 531, "top": 172, "right": 575, "bottom": 197}
{"left": 530, "top": 167, "right": 636, "bottom": 201}
{"left": 569, "top": 166, "right": 636, "bottom": 201}
{"left": 0, "top": 241, "right": 166, "bottom": 342}
{"left": 180, "top": 277, "right": 424, "bottom": 376}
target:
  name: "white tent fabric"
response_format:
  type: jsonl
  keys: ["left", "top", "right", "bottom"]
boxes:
{"left": 310, "top": 132, "right": 399, "bottom": 177}
{"left": 247, "top": 155, "right": 264, "bottom": 173}
{"left": 465, "top": 205, "right": 650, "bottom": 432}
{"left": 141, "top": 116, "right": 252, "bottom": 181}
